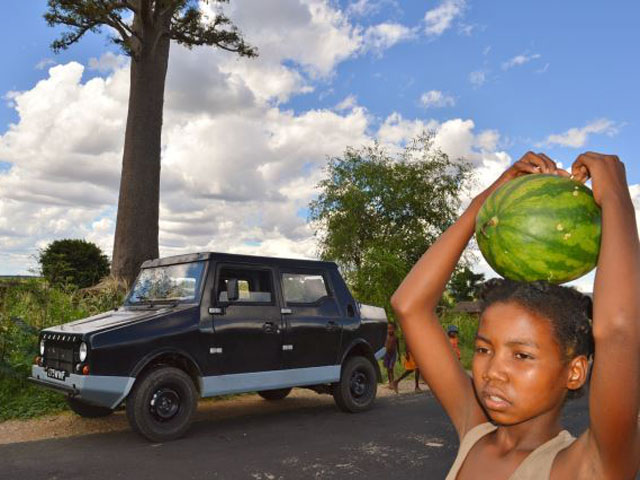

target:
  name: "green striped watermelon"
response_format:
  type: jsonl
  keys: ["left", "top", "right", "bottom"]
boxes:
{"left": 475, "top": 174, "right": 601, "bottom": 284}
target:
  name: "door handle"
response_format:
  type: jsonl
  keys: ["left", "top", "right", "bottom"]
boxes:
{"left": 326, "top": 320, "right": 340, "bottom": 331}
{"left": 263, "top": 321, "right": 279, "bottom": 334}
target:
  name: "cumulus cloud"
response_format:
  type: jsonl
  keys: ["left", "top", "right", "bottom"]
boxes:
{"left": 0, "top": 0, "right": 505, "bottom": 275}
{"left": 361, "top": 23, "right": 416, "bottom": 55}
{"left": 420, "top": 90, "right": 455, "bottom": 108}
{"left": 502, "top": 52, "right": 542, "bottom": 70}
{"left": 424, "top": 0, "right": 466, "bottom": 37}
{"left": 539, "top": 119, "right": 620, "bottom": 148}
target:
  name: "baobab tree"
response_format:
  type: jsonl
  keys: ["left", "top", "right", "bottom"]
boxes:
{"left": 45, "top": 0, "right": 257, "bottom": 283}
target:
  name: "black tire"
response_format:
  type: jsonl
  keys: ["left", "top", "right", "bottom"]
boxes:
{"left": 126, "top": 367, "right": 198, "bottom": 442}
{"left": 66, "top": 397, "right": 114, "bottom": 418}
{"left": 258, "top": 387, "right": 292, "bottom": 401}
{"left": 333, "top": 355, "right": 377, "bottom": 413}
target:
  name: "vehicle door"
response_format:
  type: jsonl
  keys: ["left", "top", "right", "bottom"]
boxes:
{"left": 279, "top": 269, "right": 342, "bottom": 369}
{"left": 211, "top": 264, "right": 283, "bottom": 374}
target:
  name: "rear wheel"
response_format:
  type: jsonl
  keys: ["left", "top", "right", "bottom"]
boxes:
{"left": 258, "top": 387, "right": 292, "bottom": 401}
{"left": 126, "top": 367, "right": 198, "bottom": 442}
{"left": 66, "top": 397, "right": 113, "bottom": 418}
{"left": 333, "top": 355, "right": 377, "bottom": 413}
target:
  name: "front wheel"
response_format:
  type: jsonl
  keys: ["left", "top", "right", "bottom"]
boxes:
{"left": 258, "top": 388, "right": 292, "bottom": 401}
{"left": 126, "top": 367, "right": 198, "bottom": 442}
{"left": 66, "top": 397, "right": 114, "bottom": 418}
{"left": 333, "top": 356, "right": 377, "bottom": 413}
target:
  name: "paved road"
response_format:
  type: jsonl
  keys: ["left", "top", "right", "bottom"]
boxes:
{"left": 0, "top": 390, "right": 598, "bottom": 480}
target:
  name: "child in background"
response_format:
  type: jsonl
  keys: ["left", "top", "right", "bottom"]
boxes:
{"left": 447, "top": 325, "right": 461, "bottom": 361}
{"left": 383, "top": 323, "right": 400, "bottom": 388}
{"left": 391, "top": 152, "right": 640, "bottom": 479}
{"left": 392, "top": 346, "right": 421, "bottom": 393}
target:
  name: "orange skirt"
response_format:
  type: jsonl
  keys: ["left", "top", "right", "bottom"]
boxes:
{"left": 403, "top": 354, "right": 417, "bottom": 371}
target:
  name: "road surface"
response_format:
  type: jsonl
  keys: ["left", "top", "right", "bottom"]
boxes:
{"left": 0, "top": 389, "right": 603, "bottom": 480}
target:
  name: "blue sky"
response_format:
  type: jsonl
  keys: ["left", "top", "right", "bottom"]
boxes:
{"left": 1, "top": 0, "right": 638, "bottom": 289}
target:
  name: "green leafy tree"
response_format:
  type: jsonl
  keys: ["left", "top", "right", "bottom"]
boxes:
{"left": 39, "top": 239, "right": 110, "bottom": 288}
{"left": 44, "top": 1, "right": 257, "bottom": 284}
{"left": 309, "top": 133, "right": 474, "bottom": 315}
{"left": 447, "top": 266, "right": 485, "bottom": 302}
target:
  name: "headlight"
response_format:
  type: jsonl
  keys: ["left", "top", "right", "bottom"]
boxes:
{"left": 39, "top": 339, "right": 45, "bottom": 355}
{"left": 79, "top": 342, "right": 88, "bottom": 362}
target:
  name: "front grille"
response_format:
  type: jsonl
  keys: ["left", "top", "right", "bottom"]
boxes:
{"left": 44, "top": 341, "right": 77, "bottom": 374}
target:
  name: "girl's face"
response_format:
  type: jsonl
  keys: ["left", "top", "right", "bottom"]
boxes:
{"left": 472, "top": 301, "right": 572, "bottom": 425}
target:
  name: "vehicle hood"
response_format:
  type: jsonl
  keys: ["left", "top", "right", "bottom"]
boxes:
{"left": 43, "top": 305, "right": 192, "bottom": 335}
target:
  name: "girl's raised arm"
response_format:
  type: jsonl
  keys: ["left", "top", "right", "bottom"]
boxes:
{"left": 571, "top": 153, "right": 640, "bottom": 477}
{"left": 391, "top": 152, "right": 561, "bottom": 437}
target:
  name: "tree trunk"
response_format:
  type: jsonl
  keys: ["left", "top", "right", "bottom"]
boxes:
{"left": 111, "top": 25, "right": 171, "bottom": 285}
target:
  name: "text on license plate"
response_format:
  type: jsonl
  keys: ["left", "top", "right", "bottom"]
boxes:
{"left": 46, "top": 368, "right": 68, "bottom": 380}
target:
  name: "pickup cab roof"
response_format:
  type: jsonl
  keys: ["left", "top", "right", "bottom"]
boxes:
{"left": 141, "top": 252, "right": 338, "bottom": 270}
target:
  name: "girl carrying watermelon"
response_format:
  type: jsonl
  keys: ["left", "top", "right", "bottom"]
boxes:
{"left": 391, "top": 152, "right": 639, "bottom": 479}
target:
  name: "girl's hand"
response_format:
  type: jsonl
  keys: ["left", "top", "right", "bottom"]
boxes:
{"left": 571, "top": 152, "right": 628, "bottom": 206}
{"left": 486, "top": 151, "right": 569, "bottom": 196}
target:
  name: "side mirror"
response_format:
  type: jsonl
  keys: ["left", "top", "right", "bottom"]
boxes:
{"left": 226, "top": 278, "right": 239, "bottom": 302}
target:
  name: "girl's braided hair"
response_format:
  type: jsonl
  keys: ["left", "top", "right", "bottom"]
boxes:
{"left": 478, "top": 278, "right": 594, "bottom": 399}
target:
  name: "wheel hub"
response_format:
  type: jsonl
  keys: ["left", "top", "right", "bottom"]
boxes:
{"left": 350, "top": 370, "right": 368, "bottom": 398}
{"left": 150, "top": 387, "right": 180, "bottom": 420}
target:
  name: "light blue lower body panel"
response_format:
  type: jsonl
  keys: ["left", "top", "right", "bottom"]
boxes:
{"left": 374, "top": 347, "right": 386, "bottom": 360}
{"left": 31, "top": 365, "right": 134, "bottom": 409}
{"left": 201, "top": 365, "right": 341, "bottom": 397}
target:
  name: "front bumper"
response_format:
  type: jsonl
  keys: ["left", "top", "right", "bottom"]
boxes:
{"left": 29, "top": 365, "right": 135, "bottom": 409}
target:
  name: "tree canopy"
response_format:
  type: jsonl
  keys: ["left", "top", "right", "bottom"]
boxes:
{"left": 45, "top": 0, "right": 257, "bottom": 59}
{"left": 309, "top": 134, "right": 474, "bottom": 315}
{"left": 39, "top": 239, "right": 110, "bottom": 289}
{"left": 447, "top": 266, "right": 485, "bottom": 302}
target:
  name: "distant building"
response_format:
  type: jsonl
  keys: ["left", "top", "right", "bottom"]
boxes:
{"left": 452, "top": 300, "right": 482, "bottom": 316}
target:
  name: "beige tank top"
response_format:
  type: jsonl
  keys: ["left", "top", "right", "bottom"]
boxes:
{"left": 445, "top": 422, "right": 576, "bottom": 480}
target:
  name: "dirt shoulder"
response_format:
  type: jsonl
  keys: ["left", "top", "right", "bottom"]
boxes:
{"left": 0, "top": 378, "right": 425, "bottom": 445}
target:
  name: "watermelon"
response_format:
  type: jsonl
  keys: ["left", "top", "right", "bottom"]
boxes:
{"left": 475, "top": 174, "right": 601, "bottom": 284}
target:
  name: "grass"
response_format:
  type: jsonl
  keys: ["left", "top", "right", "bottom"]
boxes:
{"left": 0, "top": 277, "right": 126, "bottom": 421}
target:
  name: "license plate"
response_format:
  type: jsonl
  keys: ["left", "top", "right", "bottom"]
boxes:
{"left": 46, "top": 368, "right": 68, "bottom": 380}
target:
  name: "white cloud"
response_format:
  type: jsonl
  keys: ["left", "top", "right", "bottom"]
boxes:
{"left": 457, "top": 23, "right": 475, "bottom": 36}
{"left": 346, "top": 0, "right": 399, "bottom": 17}
{"left": 420, "top": 90, "right": 455, "bottom": 108}
{"left": 424, "top": 0, "right": 466, "bottom": 37}
{"left": 335, "top": 94, "right": 358, "bottom": 111}
{"left": 35, "top": 58, "right": 56, "bottom": 70}
{"left": 469, "top": 70, "right": 487, "bottom": 87}
{"left": 0, "top": 0, "right": 508, "bottom": 276}
{"left": 88, "top": 52, "right": 129, "bottom": 73}
{"left": 540, "top": 119, "right": 620, "bottom": 148}
{"left": 218, "top": 0, "right": 363, "bottom": 79}
{"left": 361, "top": 23, "right": 416, "bottom": 55}
{"left": 502, "top": 52, "right": 542, "bottom": 70}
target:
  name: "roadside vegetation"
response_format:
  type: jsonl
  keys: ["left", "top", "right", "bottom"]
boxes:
{"left": 0, "top": 276, "right": 126, "bottom": 421}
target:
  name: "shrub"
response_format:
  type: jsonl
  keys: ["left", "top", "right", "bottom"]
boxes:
{"left": 39, "top": 239, "right": 110, "bottom": 289}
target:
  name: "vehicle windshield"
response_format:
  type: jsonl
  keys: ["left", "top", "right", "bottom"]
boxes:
{"left": 126, "top": 261, "right": 206, "bottom": 305}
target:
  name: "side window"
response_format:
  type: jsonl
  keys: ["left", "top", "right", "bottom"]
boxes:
{"left": 282, "top": 273, "right": 329, "bottom": 304}
{"left": 217, "top": 267, "right": 273, "bottom": 304}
